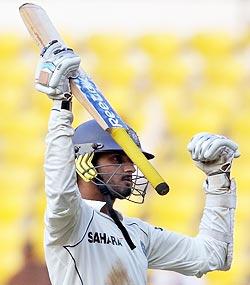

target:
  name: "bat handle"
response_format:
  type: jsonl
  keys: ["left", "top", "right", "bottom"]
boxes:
{"left": 156, "top": 182, "right": 169, "bottom": 195}
{"left": 109, "top": 127, "right": 170, "bottom": 195}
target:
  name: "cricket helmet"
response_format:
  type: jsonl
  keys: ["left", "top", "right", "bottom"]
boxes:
{"left": 73, "top": 120, "right": 153, "bottom": 204}
{"left": 72, "top": 120, "right": 154, "bottom": 159}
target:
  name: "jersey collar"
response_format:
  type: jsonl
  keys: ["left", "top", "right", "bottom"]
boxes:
{"left": 83, "top": 199, "right": 123, "bottom": 220}
{"left": 83, "top": 199, "right": 106, "bottom": 212}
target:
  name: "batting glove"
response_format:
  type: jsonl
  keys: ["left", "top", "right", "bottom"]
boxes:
{"left": 187, "top": 132, "right": 240, "bottom": 176}
{"left": 75, "top": 152, "right": 97, "bottom": 182}
{"left": 35, "top": 40, "right": 81, "bottom": 100}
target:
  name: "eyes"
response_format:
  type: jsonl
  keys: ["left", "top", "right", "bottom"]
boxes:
{"left": 96, "top": 152, "right": 135, "bottom": 168}
{"left": 111, "top": 154, "right": 126, "bottom": 164}
{"left": 109, "top": 153, "right": 133, "bottom": 165}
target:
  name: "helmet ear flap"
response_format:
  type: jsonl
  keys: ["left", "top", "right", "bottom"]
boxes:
{"left": 91, "top": 152, "right": 101, "bottom": 167}
{"left": 75, "top": 152, "right": 97, "bottom": 182}
{"left": 74, "top": 143, "right": 104, "bottom": 182}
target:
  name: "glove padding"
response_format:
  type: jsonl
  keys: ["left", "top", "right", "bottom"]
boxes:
{"left": 75, "top": 152, "right": 97, "bottom": 182}
{"left": 35, "top": 40, "right": 81, "bottom": 100}
{"left": 187, "top": 132, "right": 240, "bottom": 176}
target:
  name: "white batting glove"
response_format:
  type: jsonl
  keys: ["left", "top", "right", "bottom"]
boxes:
{"left": 187, "top": 132, "right": 240, "bottom": 176}
{"left": 35, "top": 40, "right": 81, "bottom": 100}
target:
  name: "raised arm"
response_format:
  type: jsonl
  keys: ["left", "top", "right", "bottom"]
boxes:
{"left": 35, "top": 40, "right": 85, "bottom": 244}
{"left": 187, "top": 133, "right": 239, "bottom": 270}
{"left": 146, "top": 133, "right": 239, "bottom": 277}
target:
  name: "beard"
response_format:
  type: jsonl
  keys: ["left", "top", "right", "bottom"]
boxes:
{"left": 98, "top": 174, "right": 132, "bottom": 199}
{"left": 106, "top": 179, "right": 132, "bottom": 199}
{"left": 112, "top": 185, "right": 132, "bottom": 199}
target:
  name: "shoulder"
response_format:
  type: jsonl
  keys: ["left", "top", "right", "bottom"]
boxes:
{"left": 124, "top": 216, "right": 169, "bottom": 239}
{"left": 124, "top": 216, "right": 151, "bottom": 236}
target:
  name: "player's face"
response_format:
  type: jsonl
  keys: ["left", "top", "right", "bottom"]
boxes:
{"left": 95, "top": 152, "right": 136, "bottom": 199}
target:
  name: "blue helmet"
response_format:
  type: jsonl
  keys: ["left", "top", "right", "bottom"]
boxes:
{"left": 72, "top": 120, "right": 154, "bottom": 160}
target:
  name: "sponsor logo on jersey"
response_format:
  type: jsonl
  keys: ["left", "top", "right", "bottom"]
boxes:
{"left": 88, "top": 231, "right": 123, "bottom": 246}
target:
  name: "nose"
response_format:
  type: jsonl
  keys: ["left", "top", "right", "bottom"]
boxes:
{"left": 124, "top": 162, "right": 136, "bottom": 173}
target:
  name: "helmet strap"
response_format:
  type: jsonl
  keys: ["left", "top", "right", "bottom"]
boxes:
{"left": 99, "top": 185, "right": 136, "bottom": 250}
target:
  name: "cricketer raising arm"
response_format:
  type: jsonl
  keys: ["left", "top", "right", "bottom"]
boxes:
{"left": 36, "top": 40, "right": 240, "bottom": 285}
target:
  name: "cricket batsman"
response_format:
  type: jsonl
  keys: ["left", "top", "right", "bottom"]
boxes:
{"left": 36, "top": 40, "right": 240, "bottom": 285}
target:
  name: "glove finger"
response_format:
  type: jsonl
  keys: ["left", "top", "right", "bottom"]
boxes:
{"left": 64, "top": 64, "right": 81, "bottom": 79}
{"left": 49, "top": 57, "right": 80, "bottom": 88}
{"left": 197, "top": 135, "right": 220, "bottom": 160}
{"left": 35, "top": 83, "right": 56, "bottom": 96}
{"left": 61, "top": 59, "right": 81, "bottom": 75}
{"left": 42, "top": 41, "right": 64, "bottom": 59}
{"left": 204, "top": 138, "right": 238, "bottom": 160}
{"left": 187, "top": 132, "right": 209, "bottom": 152}
{"left": 192, "top": 134, "right": 214, "bottom": 160}
{"left": 209, "top": 144, "right": 239, "bottom": 161}
{"left": 208, "top": 146, "right": 228, "bottom": 161}
{"left": 234, "top": 150, "right": 240, "bottom": 158}
{"left": 202, "top": 136, "right": 225, "bottom": 160}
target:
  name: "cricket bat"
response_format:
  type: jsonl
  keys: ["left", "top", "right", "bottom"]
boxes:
{"left": 19, "top": 3, "right": 169, "bottom": 195}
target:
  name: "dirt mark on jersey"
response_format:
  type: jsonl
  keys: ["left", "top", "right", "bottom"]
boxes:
{"left": 105, "top": 259, "right": 131, "bottom": 285}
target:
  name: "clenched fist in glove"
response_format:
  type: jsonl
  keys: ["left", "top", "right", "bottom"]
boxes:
{"left": 187, "top": 132, "right": 240, "bottom": 176}
{"left": 35, "top": 40, "right": 81, "bottom": 100}
{"left": 188, "top": 133, "right": 239, "bottom": 271}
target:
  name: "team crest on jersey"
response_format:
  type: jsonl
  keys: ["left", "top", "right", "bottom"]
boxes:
{"left": 88, "top": 231, "right": 123, "bottom": 246}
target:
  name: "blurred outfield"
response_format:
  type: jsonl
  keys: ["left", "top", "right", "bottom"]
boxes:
{"left": 0, "top": 1, "right": 250, "bottom": 285}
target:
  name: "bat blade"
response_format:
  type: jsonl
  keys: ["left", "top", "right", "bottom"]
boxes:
{"left": 19, "top": 3, "right": 169, "bottom": 195}
{"left": 19, "top": 3, "right": 63, "bottom": 48}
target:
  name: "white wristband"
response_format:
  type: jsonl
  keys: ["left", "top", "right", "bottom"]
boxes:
{"left": 205, "top": 193, "right": 236, "bottom": 209}
{"left": 207, "top": 173, "right": 230, "bottom": 190}
{"left": 204, "top": 174, "right": 236, "bottom": 208}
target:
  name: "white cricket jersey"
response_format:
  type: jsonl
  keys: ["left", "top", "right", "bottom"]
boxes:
{"left": 44, "top": 106, "right": 235, "bottom": 285}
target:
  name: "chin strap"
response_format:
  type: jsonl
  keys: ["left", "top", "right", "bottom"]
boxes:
{"left": 99, "top": 185, "right": 136, "bottom": 250}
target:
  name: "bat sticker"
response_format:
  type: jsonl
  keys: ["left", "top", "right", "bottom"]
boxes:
{"left": 74, "top": 72, "right": 126, "bottom": 129}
